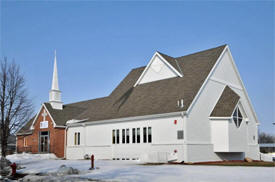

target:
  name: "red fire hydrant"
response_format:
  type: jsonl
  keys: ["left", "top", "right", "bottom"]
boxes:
{"left": 10, "top": 162, "right": 17, "bottom": 176}
{"left": 90, "top": 155, "right": 94, "bottom": 170}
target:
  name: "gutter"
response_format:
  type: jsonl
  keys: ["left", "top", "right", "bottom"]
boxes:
{"left": 67, "top": 111, "right": 186, "bottom": 128}
{"left": 208, "top": 117, "right": 232, "bottom": 120}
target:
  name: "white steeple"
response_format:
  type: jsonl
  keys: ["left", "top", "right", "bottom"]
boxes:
{"left": 49, "top": 50, "right": 63, "bottom": 110}
{"left": 51, "top": 50, "right": 59, "bottom": 90}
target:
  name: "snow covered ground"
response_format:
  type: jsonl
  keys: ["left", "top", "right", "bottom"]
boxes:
{"left": 6, "top": 153, "right": 275, "bottom": 182}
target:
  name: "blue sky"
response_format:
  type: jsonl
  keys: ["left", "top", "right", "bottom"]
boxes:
{"left": 1, "top": 1, "right": 274, "bottom": 134}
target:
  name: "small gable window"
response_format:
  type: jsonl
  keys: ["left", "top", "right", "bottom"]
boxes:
{"left": 233, "top": 107, "right": 243, "bottom": 128}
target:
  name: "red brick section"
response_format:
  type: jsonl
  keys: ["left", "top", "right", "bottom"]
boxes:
{"left": 16, "top": 106, "right": 65, "bottom": 158}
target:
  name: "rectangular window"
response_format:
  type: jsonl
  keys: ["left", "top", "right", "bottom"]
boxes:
{"left": 116, "top": 129, "right": 119, "bottom": 144}
{"left": 132, "top": 128, "right": 136, "bottom": 143}
{"left": 74, "top": 133, "right": 77, "bottom": 145}
{"left": 177, "top": 130, "right": 184, "bottom": 140}
{"left": 137, "top": 128, "right": 140, "bottom": 143}
{"left": 122, "top": 129, "right": 125, "bottom": 144}
{"left": 24, "top": 137, "right": 27, "bottom": 147}
{"left": 148, "top": 127, "right": 152, "bottom": 143}
{"left": 78, "top": 132, "right": 80, "bottom": 145}
{"left": 74, "top": 132, "right": 80, "bottom": 145}
{"left": 126, "top": 129, "right": 130, "bottom": 143}
{"left": 143, "top": 127, "right": 147, "bottom": 143}
{"left": 112, "top": 130, "right": 116, "bottom": 144}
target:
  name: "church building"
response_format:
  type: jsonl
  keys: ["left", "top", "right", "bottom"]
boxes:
{"left": 16, "top": 45, "right": 260, "bottom": 162}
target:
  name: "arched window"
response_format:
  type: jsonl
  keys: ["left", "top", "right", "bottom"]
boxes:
{"left": 233, "top": 107, "right": 243, "bottom": 128}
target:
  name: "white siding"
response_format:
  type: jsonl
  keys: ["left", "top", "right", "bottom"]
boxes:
{"left": 211, "top": 120, "right": 229, "bottom": 152}
{"left": 185, "top": 49, "right": 259, "bottom": 162}
{"left": 66, "top": 48, "right": 259, "bottom": 163}
{"left": 228, "top": 118, "right": 247, "bottom": 152}
{"left": 66, "top": 114, "right": 185, "bottom": 162}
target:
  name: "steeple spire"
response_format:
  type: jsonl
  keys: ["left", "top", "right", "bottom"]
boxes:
{"left": 49, "top": 50, "right": 63, "bottom": 110}
{"left": 51, "top": 50, "right": 59, "bottom": 90}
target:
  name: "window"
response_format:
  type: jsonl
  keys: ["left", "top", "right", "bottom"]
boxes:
{"left": 116, "top": 129, "right": 120, "bottom": 144}
{"left": 177, "top": 130, "right": 184, "bottom": 140}
{"left": 126, "top": 129, "right": 130, "bottom": 144}
{"left": 78, "top": 132, "right": 80, "bottom": 145}
{"left": 143, "top": 127, "right": 147, "bottom": 143}
{"left": 112, "top": 130, "right": 116, "bottom": 144}
{"left": 233, "top": 107, "right": 243, "bottom": 128}
{"left": 122, "top": 129, "right": 126, "bottom": 144}
{"left": 137, "top": 128, "right": 140, "bottom": 143}
{"left": 24, "top": 137, "right": 27, "bottom": 147}
{"left": 132, "top": 128, "right": 136, "bottom": 143}
{"left": 148, "top": 127, "right": 152, "bottom": 143}
{"left": 74, "top": 132, "right": 80, "bottom": 145}
{"left": 74, "top": 133, "right": 77, "bottom": 145}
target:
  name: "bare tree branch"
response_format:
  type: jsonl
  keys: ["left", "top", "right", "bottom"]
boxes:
{"left": 0, "top": 58, "right": 33, "bottom": 157}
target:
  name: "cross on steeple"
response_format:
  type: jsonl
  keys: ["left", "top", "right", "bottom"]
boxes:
{"left": 42, "top": 109, "right": 48, "bottom": 121}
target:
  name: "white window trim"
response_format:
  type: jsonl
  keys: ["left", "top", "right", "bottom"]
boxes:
{"left": 232, "top": 104, "right": 244, "bottom": 128}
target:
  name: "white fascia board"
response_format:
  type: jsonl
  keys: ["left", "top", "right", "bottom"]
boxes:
{"left": 226, "top": 48, "right": 259, "bottom": 123}
{"left": 66, "top": 119, "right": 89, "bottom": 125}
{"left": 16, "top": 132, "right": 33, "bottom": 136}
{"left": 210, "top": 77, "right": 243, "bottom": 91}
{"left": 30, "top": 103, "right": 58, "bottom": 129}
{"left": 54, "top": 125, "right": 66, "bottom": 128}
{"left": 157, "top": 52, "right": 183, "bottom": 77}
{"left": 30, "top": 105, "right": 44, "bottom": 130}
{"left": 208, "top": 116, "right": 232, "bottom": 120}
{"left": 67, "top": 111, "right": 185, "bottom": 128}
{"left": 186, "top": 45, "right": 228, "bottom": 115}
{"left": 42, "top": 103, "right": 58, "bottom": 127}
{"left": 134, "top": 52, "right": 183, "bottom": 87}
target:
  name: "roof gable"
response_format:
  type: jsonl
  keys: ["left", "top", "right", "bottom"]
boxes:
{"left": 29, "top": 104, "right": 57, "bottom": 130}
{"left": 210, "top": 86, "right": 240, "bottom": 117}
{"left": 134, "top": 52, "right": 183, "bottom": 86}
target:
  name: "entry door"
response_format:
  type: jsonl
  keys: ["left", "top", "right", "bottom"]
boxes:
{"left": 39, "top": 131, "right": 50, "bottom": 153}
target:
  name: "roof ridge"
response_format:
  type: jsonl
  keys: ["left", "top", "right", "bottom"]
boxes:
{"left": 176, "top": 44, "right": 227, "bottom": 60}
{"left": 63, "top": 96, "right": 109, "bottom": 107}
{"left": 157, "top": 51, "right": 175, "bottom": 59}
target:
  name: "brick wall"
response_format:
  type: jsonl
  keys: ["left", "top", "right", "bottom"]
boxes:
{"left": 16, "top": 106, "right": 65, "bottom": 158}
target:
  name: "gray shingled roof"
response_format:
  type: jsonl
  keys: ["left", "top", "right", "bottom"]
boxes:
{"left": 210, "top": 86, "right": 240, "bottom": 117}
{"left": 74, "top": 44, "right": 226, "bottom": 121}
{"left": 18, "top": 45, "right": 227, "bottom": 135}
{"left": 17, "top": 98, "right": 108, "bottom": 135}
{"left": 16, "top": 117, "right": 35, "bottom": 135}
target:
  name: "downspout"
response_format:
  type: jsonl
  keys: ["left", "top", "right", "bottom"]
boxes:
{"left": 82, "top": 123, "right": 86, "bottom": 156}
{"left": 64, "top": 125, "right": 69, "bottom": 159}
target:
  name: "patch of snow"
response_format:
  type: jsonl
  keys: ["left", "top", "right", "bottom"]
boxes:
{"left": 6, "top": 153, "right": 275, "bottom": 182}
{"left": 21, "top": 175, "right": 95, "bottom": 182}
{"left": 7, "top": 153, "right": 57, "bottom": 162}
{"left": 49, "top": 165, "right": 79, "bottom": 176}
{"left": 260, "top": 153, "right": 274, "bottom": 162}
